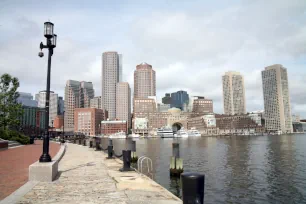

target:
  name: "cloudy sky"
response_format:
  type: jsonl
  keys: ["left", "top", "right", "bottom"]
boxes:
{"left": 0, "top": 0, "right": 305, "bottom": 117}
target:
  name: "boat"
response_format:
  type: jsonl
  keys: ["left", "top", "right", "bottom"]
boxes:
{"left": 127, "top": 133, "right": 140, "bottom": 138}
{"left": 175, "top": 128, "right": 189, "bottom": 138}
{"left": 188, "top": 127, "right": 201, "bottom": 137}
{"left": 109, "top": 131, "right": 126, "bottom": 139}
{"left": 157, "top": 126, "right": 174, "bottom": 138}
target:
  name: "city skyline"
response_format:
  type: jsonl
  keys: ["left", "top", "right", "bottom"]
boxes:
{"left": 0, "top": 0, "right": 305, "bottom": 117}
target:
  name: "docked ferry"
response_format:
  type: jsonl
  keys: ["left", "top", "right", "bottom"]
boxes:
{"left": 188, "top": 127, "right": 201, "bottom": 137}
{"left": 157, "top": 126, "right": 174, "bottom": 138}
{"left": 174, "top": 128, "right": 189, "bottom": 138}
{"left": 109, "top": 131, "right": 127, "bottom": 139}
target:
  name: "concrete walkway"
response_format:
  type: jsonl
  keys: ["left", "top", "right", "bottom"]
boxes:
{"left": 16, "top": 143, "right": 182, "bottom": 204}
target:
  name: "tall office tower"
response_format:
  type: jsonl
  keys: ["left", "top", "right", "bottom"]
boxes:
{"left": 222, "top": 71, "right": 246, "bottom": 115}
{"left": 119, "top": 54, "right": 123, "bottom": 82}
{"left": 64, "top": 80, "right": 81, "bottom": 131}
{"left": 170, "top": 90, "right": 189, "bottom": 110}
{"left": 262, "top": 64, "right": 293, "bottom": 133}
{"left": 134, "top": 62, "right": 156, "bottom": 99}
{"left": 116, "top": 82, "right": 131, "bottom": 131}
{"left": 36, "top": 91, "right": 58, "bottom": 126}
{"left": 79, "top": 81, "right": 94, "bottom": 108}
{"left": 162, "top": 93, "right": 171, "bottom": 104}
{"left": 58, "top": 96, "right": 65, "bottom": 115}
{"left": 90, "top": 96, "right": 102, "bottom": 109}
{"left": 17, "top": 92, "right": 37, "bottom": 107}
{"left": 102, "top": 51, "right": 121, "bottom": 120}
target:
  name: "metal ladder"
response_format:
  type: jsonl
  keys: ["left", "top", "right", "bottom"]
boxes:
{"left": 137, "top": 156, "right": 153, "bottom": 179}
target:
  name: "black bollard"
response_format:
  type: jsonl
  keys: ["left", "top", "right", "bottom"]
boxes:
{"left": 107, "top": 139, "right": 114, "bottom": 159}
{"left": 90, "top": 140, "right": 93, "bottom": 148}
{"left": 119, "top": 150, "right": 133, "bottom": 172}
{"left": 181, "top": 172, "right": 205, "bottom": 204}
{"left": 83, "top": 138, "right": 86, "bottom": 146}
{"left": 78, "top": 138, "right": 82, "bottom": 145}
{"left": 96, "top": 138, "right": 101, "bottom": 151}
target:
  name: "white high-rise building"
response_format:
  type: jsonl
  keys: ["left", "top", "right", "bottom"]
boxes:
{"left": 262, "top": 64, "right": 293, "bottom": 133}
{"left": 102, "top": 52, "right": 121, "bottom": 120}
{"left": 36, "top": 91, "right": 58, "bottom": 126}
{"left": 116, "top": 82, "right": 131, "bottom": 131}
{"left": 64, "top": 80, "right": 81, "bottom": 131}
{"left": 222, "top": 71, "right": 246, "bottom": 115}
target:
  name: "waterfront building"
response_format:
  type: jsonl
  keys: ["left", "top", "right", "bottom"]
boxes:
{"left": 74, "top": 108, "right": 104, "bottom": 136}
{"left": 222, "top": 71, "right": 246, "bottom": 115}
{"left": 134, "top": 62, "right": 156, "bottom": 99}
{"left": 262, "top": 64, "right": 293, "bottom": 133}
{"left": 90, "top": 96, "right": 102, "bottom": 109}
{"left": 192, "top": 97, "right": 213, "bottom": 113}
{"left": 53, "top": 115, "right": 64, "bottom": 130}
{"left": 17, "top": 92, "right": 37, "bottom": 107}
{"left": 64, "top": 80, "right": 81, "bottom": 131}
{"left": 57, "top": 96, "right": 65, "bottom": 115}
{"left": 157, "top": 103, "right": 171, "bottom": 112}
{"left": 102, "top": 51, "right": 121, "bottom": 120}
{"left": 133, "top": 98, "right": 156, "bottom": 113}
{"left": 20, "top": 106, "right": 45, "bottom": 136}
{"left": 101, "top": 120, "right": 127, "bottom": 135}
{"left": 162, "top": 93, "right": 171, "bottom": 104}
{"left": 292, "top": 114, "right": 301, "bottom": 122}
{"left": 79, "top": 81, "right": 94, "bottom": 108}
{"left": 116, "top": 82, "right": 131, "bottom": 131}
{"left": 170, "top": 90, "right": 189, "bottom": 110}
{"left": 36, "top": 90, "right": 58, "bottom": 126}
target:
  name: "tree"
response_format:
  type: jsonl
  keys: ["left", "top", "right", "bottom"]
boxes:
{"left": 0, "top": 73, "right": 23, "bottom": 130}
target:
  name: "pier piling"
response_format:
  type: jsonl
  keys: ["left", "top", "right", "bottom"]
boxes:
{"left": 170, "top": 143, "right": 183, "bottom": 177}
{"left": 181, "top": 172, "right": 205, "bottom": 204}
{"left": 127, "top": 140, "right": 138, "bottom": 163}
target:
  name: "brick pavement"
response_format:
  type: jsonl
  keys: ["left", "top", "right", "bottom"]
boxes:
{"left": 0, "top": 140, "right": 60, "bottom": 200}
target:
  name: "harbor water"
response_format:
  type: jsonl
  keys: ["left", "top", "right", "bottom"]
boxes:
{"left": 112, "top": 134, "right": 306, "bottom": 204}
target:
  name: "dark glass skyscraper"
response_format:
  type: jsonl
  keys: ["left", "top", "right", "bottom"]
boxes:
{"left": 170, "top": 90, "right": 189, "bottom": 110}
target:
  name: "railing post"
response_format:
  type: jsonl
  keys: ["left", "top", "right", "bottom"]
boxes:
{"left": 181, "top": 172, "right": 205, "bottom": 204}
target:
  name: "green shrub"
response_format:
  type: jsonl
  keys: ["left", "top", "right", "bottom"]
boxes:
{"left": 0, "top": 129, "right": 9, "bottom": 140}
{"left": 0, "top": 129, "right": 30, "bottom": 144}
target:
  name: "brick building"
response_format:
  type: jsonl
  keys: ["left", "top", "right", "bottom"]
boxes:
{"left": 101, "top": 120, "right": 127, "bottom": 135}
{"left": 53, "top": 115, "right": 64, "bottom": 130}
{"left": 74, "top": 108, "right": 105, "bottom": 136}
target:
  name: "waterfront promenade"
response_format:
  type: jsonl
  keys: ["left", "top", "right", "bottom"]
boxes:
{"left": 11, "top": 143, "right": 181, "bottom": 204}
{"left": 0, "top": 141, "right": 60, "bottom": 201}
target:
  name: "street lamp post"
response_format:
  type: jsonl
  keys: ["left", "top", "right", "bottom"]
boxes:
{"left": 38, "top": 21, "right": 57, "bottom": 163}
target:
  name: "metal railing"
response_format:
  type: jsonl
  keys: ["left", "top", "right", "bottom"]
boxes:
{"left": 137, "top": 156, "right": 153, "bottom": 179}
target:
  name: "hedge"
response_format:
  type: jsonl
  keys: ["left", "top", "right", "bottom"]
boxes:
{"left": 0, "top": 129, "right": 30, "bottom": 144}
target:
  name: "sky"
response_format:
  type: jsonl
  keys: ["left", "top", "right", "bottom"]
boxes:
{"left": 0, "top": 0, "right": 305, "bottom": 117}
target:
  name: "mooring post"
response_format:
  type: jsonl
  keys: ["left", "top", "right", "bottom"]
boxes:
{"left": 106, "top": 139, "right": 114, "bottom": 159}
{"left": 170, "top": 143, "right": 183, "bottom": 177}
{"left": 181, "top": 172, "right": 205, "bottom": 204}
{"left": 90, "top": 140, "right": 93, "bottom": 148}
{"left": 119, "top": 150, "right": 133, "bottom": 172}
{"left": 83, "top": 137, "right": 86, "bottom": 146}
{"left": 95, "top": 137, "right": 101, "bottom": 151}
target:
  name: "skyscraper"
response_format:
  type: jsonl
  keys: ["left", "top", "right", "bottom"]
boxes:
{"left": 170, "top": 90, "right": 189, "bottom": 110}
{"left": 102, "top": 52, "right": 121, "bottom": 120}
{"left": 79, "top": 81, "right": 94, "bottom": 108}
{"left": 64, "top": 80, "right": 80, "bottom": 131}
{"left": 134, "top": 62, "right": 156, "bottom": 99}
{"left": 57, "top": 96, "right": 65, "bottom": 115}
{"left": 17, "top": 92, "right": 37, "bottom": 107}
{"left": 262, "top": 64, "right": 293, "bottom": 133}
{"left": 90, "top": 96, "right": 102, "bottom": 109}
{"left": 116, "top": 82, "right": 131, "bottom": 131}
{"left": 222, "top": 71, "right": 246, "bottom": 115}
{"left": 36, "top": 91, "right": 58, "bottom": 126}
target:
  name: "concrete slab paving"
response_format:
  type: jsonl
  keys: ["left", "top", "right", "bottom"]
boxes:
{"left": 15, "top": 143, "right": 182, "bottom": 204}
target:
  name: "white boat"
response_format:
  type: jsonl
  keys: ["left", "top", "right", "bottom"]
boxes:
{"left": 157, "top": 126, "right": 174, "bottom": 138}
{"left": 188, "top": 128, "right": 201, "bottom": 137}
{"left": 127, "top": 133, "right": 140, "bottom": 138}
{"left": 109, "top": 131, "right": 126, "bottom": 139}
{"left": 175, "top": 128, "right": 189, "bottom": 138}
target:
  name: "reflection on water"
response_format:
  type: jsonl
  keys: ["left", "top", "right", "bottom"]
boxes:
{"left": 112, "top": 134, "right": 306, "bottom": 204}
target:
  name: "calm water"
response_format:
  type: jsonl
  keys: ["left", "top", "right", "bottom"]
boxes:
{"left": 111, "top": 134, "right": 306, "bottom": 204}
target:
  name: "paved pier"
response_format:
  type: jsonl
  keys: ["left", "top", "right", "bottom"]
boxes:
{"left": 16, "top": 143, "right": 182, "bottom": 204}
